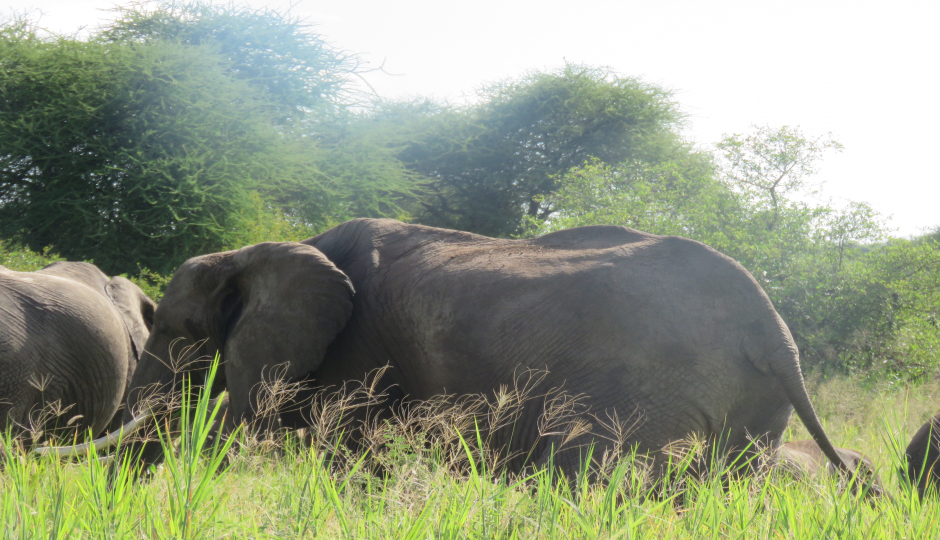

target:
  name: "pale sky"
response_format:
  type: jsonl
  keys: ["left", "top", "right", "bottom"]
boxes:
{"left": 4, "top": 0, "right": 938, "bottom": 236}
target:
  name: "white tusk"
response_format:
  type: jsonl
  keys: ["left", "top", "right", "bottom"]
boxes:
{"left": 91, "top": 454, "right": 115, "bottom": 466}
{"left": 33, "top": 412, "right": 153, "bottom": 458}
{"left": 69, "top": 454, "right": 116, "bottom": 468}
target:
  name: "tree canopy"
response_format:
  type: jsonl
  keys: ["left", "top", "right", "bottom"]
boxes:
{"left": 99, "top": 1, "right": 357, "bottom": 122}
{"left": 0, "top": 3, "right": 415, "bottom": 274}
{"left": 386, "top": 64, "right": 692, "bottom": 237}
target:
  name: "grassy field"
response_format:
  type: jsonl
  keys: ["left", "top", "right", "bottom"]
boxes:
{"left": 2, "top": 373, "right": 939, "bottom": 539}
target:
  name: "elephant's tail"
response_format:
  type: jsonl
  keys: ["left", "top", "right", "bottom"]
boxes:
{"left": 769, "top": 346, "right": 873, "bottom": 497}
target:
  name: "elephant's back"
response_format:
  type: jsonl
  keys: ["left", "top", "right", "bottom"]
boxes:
{"left": 378, "top": 232, "right": 764, "bottom": 350}
{"left": 384, "top": 231, "right": 779, "bottom": 354}
{"left": 0, "top": 271, "right": 122, "bottom": 346}
{"left": 36, "top": 261, "right": 111, "bottom": 295}
{"left": 0, "top": 271, "right": 131, "bottom": 436}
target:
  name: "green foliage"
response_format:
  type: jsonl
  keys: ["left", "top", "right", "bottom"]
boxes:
{"left": 866, "top": 239, "right": 940, "bottom": 377}
{"left": 99, "top": 1, "right": 420, "bottom": 231}
{"left": 128, "top": 267, "right": 171, "bottom": 302}
{"left": 298, "top": 111, "right": 421, "bottom": 223}
{"left": 0, "top": 240, "right": 170, "bottom": 300}
{"left": 711, "top": 127, "right": 940, "bottom": 376}
{"left": 0, "top": 3, "right": 418, "bottom": 275}
{"left": 528, "top": 156, "right": 734, "bottom": 242}
{"left": 389, "top": 64, "right": 689, "bottom": 237}
{"left": 0, "top": 26, "right": 265, "bottom": 273}
{"left": 224, "top": 192, "right": 315, "bottom": 249}
{"left": 716, "top": 125, "right": 843, "bottom": 232}
{"left": 100, "top": 0, "right": 355, "bottom": 122}
{"left": 0, "top": 241, "right": 62, "bottom": 272}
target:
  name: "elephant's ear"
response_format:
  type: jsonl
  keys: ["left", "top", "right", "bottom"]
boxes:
{"left": 221, "top": 242, "right": 354, "bottom": 410}
{"left": 106, "top": 276, "right": 157, "bottom": 360}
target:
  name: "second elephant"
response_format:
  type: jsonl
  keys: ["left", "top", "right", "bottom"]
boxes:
{"left": 0, "top": 262, "right": 156, "bottom": 442}
{"left": 905, "top": 413, "right": 940, "bottom": 498}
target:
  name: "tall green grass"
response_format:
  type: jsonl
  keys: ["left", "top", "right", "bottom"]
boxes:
{"left": 2, "top": 374, "right": 939, "bottom": 538}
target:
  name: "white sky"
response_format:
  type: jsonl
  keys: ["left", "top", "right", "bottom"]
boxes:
{"left": 5, "top": 0, "right": 938, "bottom": 237}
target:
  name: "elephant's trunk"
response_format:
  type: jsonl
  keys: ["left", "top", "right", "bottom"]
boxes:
{"left": 32, "top": 412, "right": 153, "bottom": 458}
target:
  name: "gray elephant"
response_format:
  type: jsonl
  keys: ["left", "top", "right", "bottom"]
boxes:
{"left": 0, "top": 261, "right": 156, "bottom": 443}
{"left": 774, "top": 440, "right": 884, "bottom": 497}
{"left": 904, "top": 413, "right": 940, "bottom": 498}
{"left": 77, "top": 219, "right": 855, "bottom": 480}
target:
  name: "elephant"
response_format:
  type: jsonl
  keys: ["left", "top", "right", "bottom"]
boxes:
{"left": 0, "top": 261, "right": 156, "bottom": 444}
{"left": 774, "top": 440, "right": 884, "bottom": 497}
{"left": 904, "top": 413, "right": 940, "bottom": 498}
{"left": 74, "top": 218, "right": 857, "bottom": 481}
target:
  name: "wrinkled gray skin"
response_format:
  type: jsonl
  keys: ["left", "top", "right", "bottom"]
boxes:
{"left": 904, "top": 413, "right": 940, "bottom": 498}
{"left": 123, "top": 218, "right": 852, "bottom": 479}
{"left": 775, "top": 440, "right": 884, "bottom": 497}
{"left": 0, "top": 262, "right": 156, "bottom": 442}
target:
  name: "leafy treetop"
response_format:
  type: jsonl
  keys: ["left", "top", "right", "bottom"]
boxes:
{"left": 389, "top": 64, "right": 691, "bottom": 237}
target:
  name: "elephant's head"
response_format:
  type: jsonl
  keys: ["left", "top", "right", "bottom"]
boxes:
{"left": 120, "top": 242, "right": 354, "bottom": 468}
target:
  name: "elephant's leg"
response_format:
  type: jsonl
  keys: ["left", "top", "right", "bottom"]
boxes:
{"left": 7, "top": 381, "right": 80, "bottom": 444}
{"left": 0, "top": 358, "right": 49, "bottom": 442}
{"left": 530, "top": 428, "right": 645, "bottom": 483}
{"left": 529, "top": 402, "right": 772, "bottom": 491}
{"left": 720, "top": 399, "right": 793, "bottom": 475}
{"left": 0, "top": 386, "right": 29, "bottom": 441}
{"left": 224, "top": 362, "right": 287, "bottom": 446}
{"left": 530, "top": 431, "right": 680, "bottom": 501}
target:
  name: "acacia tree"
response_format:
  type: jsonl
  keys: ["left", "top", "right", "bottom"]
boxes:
{"left": 0, "top": 30, "right": 264, "bottom": 273}
{"left": 103, "top": 2, "right": 420, "bottom": 224}
{"left": 99, "top": 0, "right": 356, "bottom": 122}
{"left": 715, "top": 125, "right": 843, "bottom": 232}
{"left": 529, "top": 156, "right": 731, "bottom": 242}
{"left": 388, "top": 64, "right": 688, "bottom": 237}
{"left": 0, "top": 3, "right": 415, "bottom": 274}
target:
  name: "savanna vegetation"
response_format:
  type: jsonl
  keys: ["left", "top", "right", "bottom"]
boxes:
{"left": 2, "top": 1, "right": 940, "bottom": 537}
{"left": 2, "top": 358, "right": 940, "bottom": 538}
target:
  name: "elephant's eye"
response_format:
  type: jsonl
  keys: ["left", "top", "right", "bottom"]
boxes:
{"left": 184, "top": 318, "right": 202, "bottom": 338}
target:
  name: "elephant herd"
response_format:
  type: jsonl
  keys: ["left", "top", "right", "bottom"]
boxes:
{"left": 2, "top": 218, "right": 939, "bottom": 498}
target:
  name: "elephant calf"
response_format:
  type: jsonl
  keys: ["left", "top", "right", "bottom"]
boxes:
{"left": 0, "top": 262, "right": 155, "bottom": 445}
{"left": 774, "top": 440, "right": 884, "bottom": 497}
{"left": 905, "top": 413, "right": 940, "bottom": 498}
